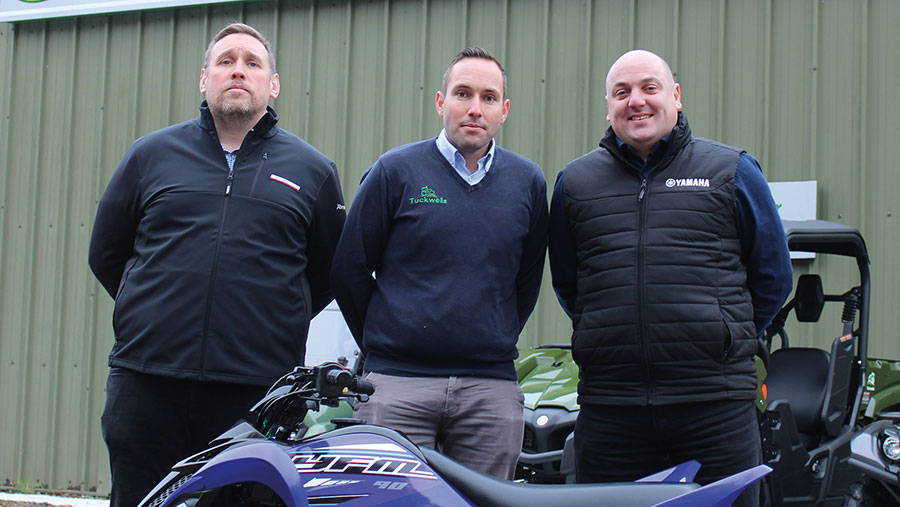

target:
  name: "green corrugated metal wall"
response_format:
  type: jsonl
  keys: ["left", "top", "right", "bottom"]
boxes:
{"left": 1, "top": 0, "right": 898, "bottom": 495}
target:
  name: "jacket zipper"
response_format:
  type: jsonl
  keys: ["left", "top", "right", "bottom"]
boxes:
{"left": 247, "top": 152, "right": 268, "bottom": 196}
{"left": 225, "top": 165, "right": 235, "bottom": 196}
{"left": 199, "top": 153, "right": 240, "bottom": 379}
{"left": 637, "top": 177, "right": 655, "bottom": 405}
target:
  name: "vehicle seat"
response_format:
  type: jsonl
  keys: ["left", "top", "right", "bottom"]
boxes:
{"left": 764, "top": 274, "right": 855, "bottom": 446}
{"left": 421, "top": 446, "right": 698, "bottom": 507}
{"left": 765, "top": 348, "right": 830, "bottom": 447}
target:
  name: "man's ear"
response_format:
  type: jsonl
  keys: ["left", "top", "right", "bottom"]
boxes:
{"left": 199, "top": 68, "right": 207, "bottom": 94}
{"left": 269, "top": 73, "right": 281, "bottom": 99}
{"left": 435, "top": 90, "right": 445, "bottom": 118}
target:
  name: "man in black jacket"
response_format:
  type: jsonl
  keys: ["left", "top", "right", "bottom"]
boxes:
{"left": 88, "top": 23, "right": 345, "bottom": 507}
{"left": 549, "top": 50, "right": 791, "bottom": 507}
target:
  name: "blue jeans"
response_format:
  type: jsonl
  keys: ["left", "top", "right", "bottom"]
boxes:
{"left": 574, "top": 399, "right": 761, "bottom": 507}
{"left": 356, "top": 372, "right": 524, "bottom": 480}
{"left": 101, "top": 368, "right": 269, "bottom": 507}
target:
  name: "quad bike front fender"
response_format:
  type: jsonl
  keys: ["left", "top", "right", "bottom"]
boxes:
{"left": 156, "top": 441, "right": 308, "bottom": 507}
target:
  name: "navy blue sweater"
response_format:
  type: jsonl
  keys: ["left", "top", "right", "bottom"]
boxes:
{"left": 331, "top": 139, "right": 548, "bottom": 380}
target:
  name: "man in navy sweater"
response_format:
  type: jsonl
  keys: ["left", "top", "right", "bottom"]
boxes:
{"left": 549, "top": 50, "right": 791, "bottom": 506}
{"left": 331, "top": 47, "right": 548, "bottom": 480}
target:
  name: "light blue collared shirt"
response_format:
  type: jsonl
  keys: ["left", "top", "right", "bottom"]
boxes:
{"left": 436, "top": 129, "right": 496, "bottom": 186}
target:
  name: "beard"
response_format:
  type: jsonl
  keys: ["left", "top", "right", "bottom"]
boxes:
{"left": 208, "top": 91, "right": 265, "bottom": 124}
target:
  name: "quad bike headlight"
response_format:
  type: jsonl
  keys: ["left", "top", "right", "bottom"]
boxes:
{"left": 880, "top": 428, "right": 900, "bottom": 462}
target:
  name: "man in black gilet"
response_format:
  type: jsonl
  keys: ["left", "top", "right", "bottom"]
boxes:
{"left": 549, "top": 49, "right": 792, "bottom": 507}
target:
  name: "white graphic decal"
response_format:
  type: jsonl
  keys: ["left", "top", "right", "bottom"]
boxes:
{"left": 270, "top": 174, "right": 301, "bottom": 191}
{"left": 304, "top": 477, "right": 361, "bottom": 488}
{"left": 293, "top": 453, "right": 437, "bottom": 480}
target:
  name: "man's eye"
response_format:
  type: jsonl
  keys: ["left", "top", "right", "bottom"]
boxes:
{"left": 485, "top": 96, "right": 496, "bottom": 102}
{"left": 455, "top": 91, "right": 468, "bottom": 98}
{"left": 248, "top": 61, "right": 259, "bottom": 68}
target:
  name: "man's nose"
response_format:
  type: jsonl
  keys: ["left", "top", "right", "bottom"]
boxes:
{"left": 467, "top": 99, "right": 483, "bottom": 117}
{"left": 231, "top": 60, "right": 247, "bottom": 79}
{"left": 628, "top": 91, "right": 646, "bottom": 107}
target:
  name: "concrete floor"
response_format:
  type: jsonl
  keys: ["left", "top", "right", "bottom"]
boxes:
{"left": 0, "top": 492, "right": 107, "bottom": 507}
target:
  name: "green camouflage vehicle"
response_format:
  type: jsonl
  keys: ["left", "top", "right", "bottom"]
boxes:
{"left": 515, "top": 220, "right": 900, "bottom": 506}
{"left": 515, "top": 344, "right": 580, "bottom": 483}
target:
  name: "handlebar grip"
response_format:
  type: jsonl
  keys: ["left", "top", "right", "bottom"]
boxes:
{"left": 354, "top": 380, "right": 375, "bottom": 396}
{"left": 326, "top": 368, "right": 353, "bottom": 386}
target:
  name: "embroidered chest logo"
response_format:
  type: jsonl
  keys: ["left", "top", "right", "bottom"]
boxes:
{"left": 270, "top": 173, "right": 301, "bottom": 191}
{"left": 409, "top": 186, "right": 448, "bottom": 205}
{"left": 665, "top": 177, "right": 710, "bottom": 188}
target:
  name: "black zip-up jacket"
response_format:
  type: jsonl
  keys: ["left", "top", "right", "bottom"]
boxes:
{"left": 89, "top": 102, "right": 346, "bottom": 385}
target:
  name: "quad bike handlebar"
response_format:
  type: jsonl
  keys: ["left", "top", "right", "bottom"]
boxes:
{"left": 251, "top": 362, "right": 373, "bottom": 442}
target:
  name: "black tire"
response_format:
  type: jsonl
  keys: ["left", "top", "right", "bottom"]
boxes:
{"left": 844, "top": 478, "right": 900, "bottom": 507}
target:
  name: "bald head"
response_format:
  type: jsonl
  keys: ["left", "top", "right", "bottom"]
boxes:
{"left": 604, "top": 49, "right": 682, "bottom": 160}
{"left": 605, "top": 50, "right": 675, "bottom": 99}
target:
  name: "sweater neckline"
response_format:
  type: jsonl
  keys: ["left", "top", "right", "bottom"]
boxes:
{"left": 429, "top": 138, "right": 500, "bottom": 192}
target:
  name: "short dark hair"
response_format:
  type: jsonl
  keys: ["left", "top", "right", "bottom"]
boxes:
{"left": 441, "top": 47, "right": 507, "bottom": 100}
{"left": 204, "top": 23, "right": 276, "bottom": 74}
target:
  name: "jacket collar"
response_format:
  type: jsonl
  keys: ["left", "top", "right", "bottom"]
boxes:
{"left": 198, "top": 100, "right": 280, "bottom": 140}
{"left": 599, "top": 111, "right": 692, "bottom": 174}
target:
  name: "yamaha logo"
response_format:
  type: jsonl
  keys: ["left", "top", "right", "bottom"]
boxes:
{"left": 666, "top": 177, "right": 710, "bottom": 188}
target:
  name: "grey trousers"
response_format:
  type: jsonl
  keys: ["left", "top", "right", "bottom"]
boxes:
{"left": 356, "top": 372, "right": 525, "bottom": 480}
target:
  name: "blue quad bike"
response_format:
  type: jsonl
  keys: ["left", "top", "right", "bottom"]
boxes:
{"left": 516, "top": 219, "right": 900, "bottom": 506}
{"left": 139, "top": 361, "right": 770, "bottom": 507}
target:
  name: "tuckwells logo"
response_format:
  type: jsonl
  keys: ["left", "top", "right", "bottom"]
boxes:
{"left": 666, "top": 177, "right": 710, "bottom": 188}
{"left": 409, "top": 186, "right": 447, "bottom": 205}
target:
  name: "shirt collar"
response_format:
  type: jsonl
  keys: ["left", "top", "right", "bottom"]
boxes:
{"left": 614, "top": 132, "right": 673, "bottom": 173}
{"left": 221, "top": 146, "right": 238, "bottom": 171}
{"left": 436, "top": 128, "right": 496, "bottom": 173}
{"left": 614, "top": 131, "right": 673, "bottom": 152}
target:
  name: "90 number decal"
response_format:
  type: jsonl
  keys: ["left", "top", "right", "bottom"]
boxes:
{"left": 374, "top": 480, "right": 408, "bottom": 490}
